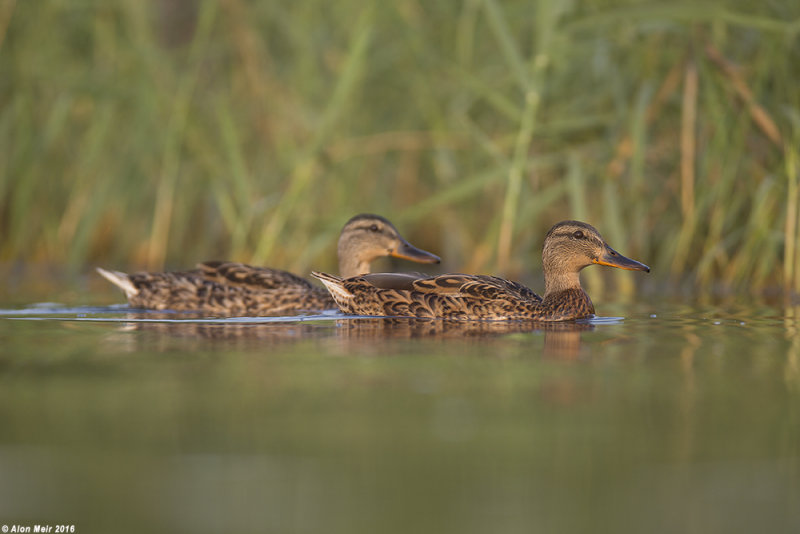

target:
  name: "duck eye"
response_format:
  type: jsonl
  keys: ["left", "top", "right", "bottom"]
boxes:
{"left": 369, "top": 224, "right": 380, "bottom": 232}
{"left": 572, "top": 230, "right": 584, "bottom": 239}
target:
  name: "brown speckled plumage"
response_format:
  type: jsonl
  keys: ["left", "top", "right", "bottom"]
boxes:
{"left": 97, "top": 214, "right": 439, "bottom": 316}
{"left": 313, "top": 220, "right": 649, "bottom": 322}
{"left": 108, "top": 267, "right": 333, "bottom": 315}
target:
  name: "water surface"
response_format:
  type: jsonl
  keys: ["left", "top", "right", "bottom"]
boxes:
{"left": 0, "top": 298, "right": 798, "bottom": 534}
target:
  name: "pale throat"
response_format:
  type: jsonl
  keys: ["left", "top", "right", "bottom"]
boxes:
{"left": 543, "top": 269, "right": 583, "bottom": 297}
{"left": 338, "top": 253, "right": 374, "bottom": 278}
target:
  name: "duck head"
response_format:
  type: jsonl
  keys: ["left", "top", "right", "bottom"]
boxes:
{"left": 542, "top": 220, "right": 649, "bottom": 296}
{"left": 337, "top": 214, "right": 441, "bottom": 277}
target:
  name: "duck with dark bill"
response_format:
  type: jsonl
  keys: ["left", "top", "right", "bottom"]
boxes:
{"left": 313, "top": 220, "right": 649, "bottom": 321}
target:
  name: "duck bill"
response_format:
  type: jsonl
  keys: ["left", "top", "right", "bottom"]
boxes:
{"left": 593, "top": 246, "right": 650, "bottom": 272}
{"left": 391, "top": 240, "right": 441, "bottom": 264}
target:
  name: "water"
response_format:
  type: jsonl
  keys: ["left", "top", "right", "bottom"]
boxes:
{"left": 1, "top": 297, "right": 799, "bottom": 534}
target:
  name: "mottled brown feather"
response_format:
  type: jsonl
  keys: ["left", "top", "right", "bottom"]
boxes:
{"left": 121, "top": 270, "right": 333, "bottom": 315}
{"left": 198, "top": 261, "right": 315, "bottom": 290}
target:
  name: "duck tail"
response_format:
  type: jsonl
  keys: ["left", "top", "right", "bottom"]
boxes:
{"left": 311, "top": 271, "right": 352, "bottom": 301}
{"left": 96, "top": 267, "right": 139, "bottom": 298}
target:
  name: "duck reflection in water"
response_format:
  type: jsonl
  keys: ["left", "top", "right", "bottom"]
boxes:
{"left": 105, "top": 312, "right": 593, "bottom": 360}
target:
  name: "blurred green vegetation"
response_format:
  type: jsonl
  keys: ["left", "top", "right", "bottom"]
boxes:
{"left": 1, "top": 0, "right": 799, "bottom": 297}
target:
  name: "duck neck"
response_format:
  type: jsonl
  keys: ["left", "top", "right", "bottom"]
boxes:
{"left": 543, "top": 269, "right": 582, "bottom": 299}
{"left": 338, "top": 249, "right": 371, "bottom": 278}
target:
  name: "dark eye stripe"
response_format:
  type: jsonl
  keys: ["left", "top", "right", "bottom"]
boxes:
{"left": 553, "top": 230, "right": 594, "bottom": 242}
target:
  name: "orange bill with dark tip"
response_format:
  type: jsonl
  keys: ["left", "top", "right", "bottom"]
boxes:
{"left": 592, "top": 246, "right": 650, "bottom": 272}
{"left": 391, "top": 240, "right": 441, "bottom": 264}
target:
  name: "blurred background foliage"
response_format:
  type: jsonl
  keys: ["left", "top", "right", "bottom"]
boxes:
{"left": 1, "top": 0, "right": 799, "bottom": 298}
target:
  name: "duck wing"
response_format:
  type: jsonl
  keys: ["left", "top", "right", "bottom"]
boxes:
{"left": 198, "top": 261, "right": 315, "bottom": 290}
{"left": 411, "top": 274, "right": 541, "bottom": 302}
{"left": 359, "top": 272, "right": 431, "bottom": 290}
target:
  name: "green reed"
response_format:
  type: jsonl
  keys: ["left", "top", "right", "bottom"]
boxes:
{"left": 1, "top": 0, "right": 798, "bottom": 297}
